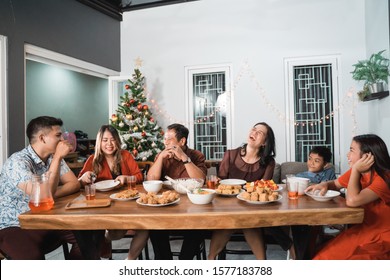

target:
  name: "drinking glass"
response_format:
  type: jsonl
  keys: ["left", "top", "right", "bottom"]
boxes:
{"left": 127, "top": 175, "right": 137, "bottom": 189}
{"left": 206, "top": 175, "right": 218, "bottom": 189}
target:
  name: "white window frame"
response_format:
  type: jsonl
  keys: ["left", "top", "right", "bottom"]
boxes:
{"left": 284, "top": 55, "right": 341, "bottom": 172}
{"left": 0, "top": 35, "right": 8, "bottom": 168}
{"left": 24, "top": 44, "right": 120, "bottom": 123}
{"left": 185, "top": 64, "right": 234, "bottom": 150}
{"left": 108, "top": 76, "right": 132, "bottom": 117}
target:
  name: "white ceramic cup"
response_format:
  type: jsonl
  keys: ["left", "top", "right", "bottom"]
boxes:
{"left": 289, "top": 177, "right": 310, "bottom": 196}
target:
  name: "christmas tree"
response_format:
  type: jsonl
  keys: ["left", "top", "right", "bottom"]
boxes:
{"left": 110, "top": 68, "right": 165, "bottom": 161}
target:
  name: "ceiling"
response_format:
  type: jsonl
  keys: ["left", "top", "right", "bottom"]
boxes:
{"left": 78, "top": 0, "right": 199, "bottom": 20}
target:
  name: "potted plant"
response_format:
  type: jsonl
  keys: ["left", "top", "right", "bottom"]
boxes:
{"left": 351, "top": 50, "right": 390, "bottom": 94}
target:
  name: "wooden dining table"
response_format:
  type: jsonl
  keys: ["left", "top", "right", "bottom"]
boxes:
{"left": 19, "top": 184, "right": 363, "bottom": 230}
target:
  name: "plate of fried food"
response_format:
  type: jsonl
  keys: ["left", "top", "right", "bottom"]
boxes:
{"left": 110, "top": 189, "right": 139, "bottom": 201}
{"left": 136, "top": 190, "right": 180, "bottom": 207}
{"left": 244, "top": 179, "right": 281, "bottom": 191}
{"left": 216, "top": 184, "right": 243, "bottom": 196}
{"left": 238, "top": 180, "right": 282, "bottom": 204}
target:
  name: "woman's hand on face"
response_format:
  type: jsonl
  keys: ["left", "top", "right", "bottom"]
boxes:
{"left": 79, "top": 171, "right": 94, "bottom": 186}
{"left": 305, "top": 182, "right": 328, "bottom": 196}
{"left": 353, "top": 153, "right": 374, "bottom": 174}
{"left": 114, "top": 175, "right": 127, "bottom": 186}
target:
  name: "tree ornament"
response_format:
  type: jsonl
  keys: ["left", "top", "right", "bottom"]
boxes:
{"left": 121, "top": 143, "right": 127, "bottom": 149}
{"left": 111, "top": 114, "right": 118, "bottom": 122}
{"left": 119, "top": 122, "right": 124, "bottom": 128}
{"left": 143, "top": 105, "right": 149, "bottom": 110}
{"left": 142, "top": 157, "right": 147, "bottom": 162}
{"left": 151, "top": 142, "right": 156, "bottom": 148}
{"left": 145, "top": 111, "right": 149, "bottom": 116}
{"left": 137, "top": 104, "right": 143, "bottom": 111}
{"left": 132, "top": 148, "right": 138, "bottom": 157}
{"left": 134, "top": 126, "right": 139, "bottom": 131}
{"left": 130, "top": 99, "right": 135, "bottom": 104}
{"left": 125, "top": 84, "right": 130, "bottom": 90}
{"left": 126, "top": 114, "right": 133, "bottom": 120}
{"left": 141, "top": 131, "right": 146, "bottom": 137}
{"left": 150, "top": 117, "right": 154, "bottom": 122}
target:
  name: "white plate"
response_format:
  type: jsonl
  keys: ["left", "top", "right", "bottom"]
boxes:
{"left": 304, "top": 190, "right": 340, "bottom": 202}
{"left": 216, "top": 189, "right": 244, "bottom": 197}
{"left": 275, "top": 184, "right": 284, "bottom": 192}
{"left": 136, "top": 197, "right": 180, "bottom": 207}
{"left": 94, "top": 180, "right": 120, "bottom": 192}
{"left": 237, "top": 193, "right": 283, "bottom": 204}
{"left": 109, "top": 193, "right": 139, "bottom": 201}
{"left": 219, "top": 179, "right": 247, "bottom": 186}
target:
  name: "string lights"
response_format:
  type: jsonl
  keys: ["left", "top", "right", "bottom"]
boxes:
{"left": 138, "top": 60, "right": 357, "bottom": 132}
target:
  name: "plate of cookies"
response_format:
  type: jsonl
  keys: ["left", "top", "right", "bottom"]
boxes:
{"left": 136, "top": 190, "right": 180, "bottom": 207}
{"left": 237, "top": 181, "right": 282, "bottom": 204}
{"left": 216, "top": 184, "right": 243, "bottom": 196}
{"left": 110, "top": 189, "right": 139, "bottom": 201}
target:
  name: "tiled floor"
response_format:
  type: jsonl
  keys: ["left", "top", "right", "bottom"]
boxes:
{"left": 46, "top": 238, "right": 288, "bottom": 260}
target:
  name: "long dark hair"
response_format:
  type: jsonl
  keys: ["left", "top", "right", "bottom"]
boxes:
{"left": 353, "top": 134, "right": 390, "bottom": 188}
{"left": 241, "top": 122, "right": 276, "bottom": 166}
{"left": 93, "top": 125, "right": 122, "bottom": 175}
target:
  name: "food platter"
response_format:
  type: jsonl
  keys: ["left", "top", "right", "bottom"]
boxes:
{"left": 109, "top": 193, "right": 139, "bottom": 201}
{"left": 237, "top": 193, "right": 282, "bottom": 204}
{"left": 216, "top": 190, "right": 244, "bottom": 197}
{"left": 94, "top": 180, "right": 120, "bottom": 192}
{"left": 136, "top": 197, "right": 180, "bottom": 207}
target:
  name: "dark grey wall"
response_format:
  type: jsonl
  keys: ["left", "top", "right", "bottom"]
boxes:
{"left": 0, "top": 0, "right": 120, "bottom": 154}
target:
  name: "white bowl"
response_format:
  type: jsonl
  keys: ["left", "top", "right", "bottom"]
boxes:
{"left": 171, "top": 178, "right": 204, "bottom": 194}
{"left": 187, "top": 188, "right": 216, "bottom": 204}
{"left": 305, "top": 190, "right": 340, "bottom": 202}
{"left": 143, "top": 180, "right": 163, "bottom": 193}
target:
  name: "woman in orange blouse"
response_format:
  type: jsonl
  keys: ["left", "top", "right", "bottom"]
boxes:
{"left": 79, "top": 125, "right": 146, "bottom": 260}
{"left": 307, "top": 134, "right": 390, "bottom": 259}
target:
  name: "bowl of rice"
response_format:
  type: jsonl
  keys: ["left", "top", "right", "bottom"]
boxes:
{"left": 170, "top": 178, "right": 204, "bottom": 194}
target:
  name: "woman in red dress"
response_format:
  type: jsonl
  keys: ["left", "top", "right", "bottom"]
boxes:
{"left": 307, "top": 134, "right": 390, "bottom": 259}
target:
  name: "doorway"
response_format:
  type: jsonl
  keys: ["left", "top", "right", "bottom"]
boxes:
{"left": 0, "top": 35, "right": 7, "bottom": 168}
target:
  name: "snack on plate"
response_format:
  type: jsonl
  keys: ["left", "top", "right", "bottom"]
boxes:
{"left": 241, "top": 180, "right": 279, "bottom": 202}
{"left": 245, "top": 179, "right": 278, "bottom": 191}
{"left": 139, "top": 190, "right": 180, "bottom": 205}
{"left": 115, "top": 189, "right": 139, "bottom": 199}
{"left": 216, "top": 184, "right": 242, "bottom": 195}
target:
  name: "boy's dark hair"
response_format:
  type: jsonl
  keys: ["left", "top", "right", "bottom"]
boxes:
{"left": 167, "top": 123, "right": 189, "bottom": 145}
{"left": 26, "top": 116, "right": 63, "bottom": 143}
{"left": 310, "top": 146, "right": 332, "bottom": 163}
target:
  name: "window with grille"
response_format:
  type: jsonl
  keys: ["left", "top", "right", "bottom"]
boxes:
{"left": 186, "top": 65, "right": 232, "bottom": 160}
{"left": 294, "top": 64, "right": 334, "bottom": 162}
{"left": 286, "top": 57, "right": 340, "bottom": 171}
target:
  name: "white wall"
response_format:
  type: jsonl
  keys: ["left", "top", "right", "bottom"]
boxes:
{"left": 120, "top": 0, "right": 388, "bottom": 172}
{"left": 364, "top": 0, "right": 390, "bottom": 146}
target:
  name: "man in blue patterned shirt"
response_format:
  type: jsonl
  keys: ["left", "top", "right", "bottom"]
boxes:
{"left": 0, "top": 116, "right": 82, "bottom": 259}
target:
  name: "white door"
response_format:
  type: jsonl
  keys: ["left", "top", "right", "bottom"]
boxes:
{"left": 0, "top": 35, "right": 8, "bottom": 168}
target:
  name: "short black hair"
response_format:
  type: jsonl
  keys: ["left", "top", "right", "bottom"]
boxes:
{"left": 167, "top": 123, "right": 189, "bottom": 145}
{"left": 26, "top": 116, "right": 63, "bottom": 143}
{"left": 310, "top": 146, "right": 332, "bottom": 163}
